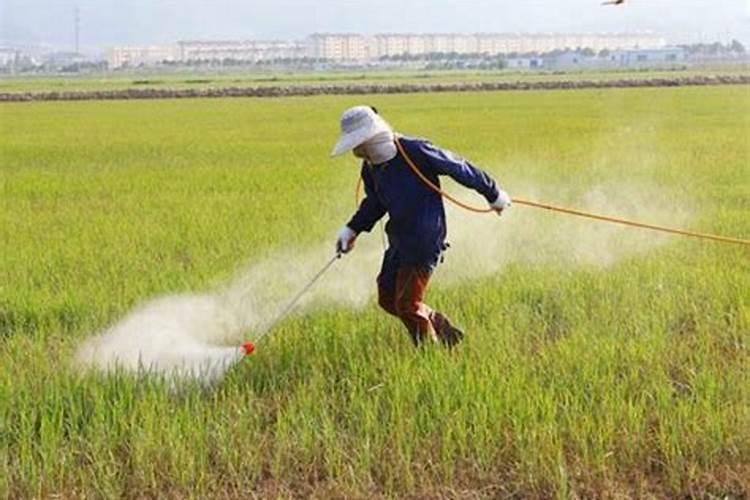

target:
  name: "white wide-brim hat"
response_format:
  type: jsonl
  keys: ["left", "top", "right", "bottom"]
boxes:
{"left": 331, "top": 106, "right": 392, "bottom": 157}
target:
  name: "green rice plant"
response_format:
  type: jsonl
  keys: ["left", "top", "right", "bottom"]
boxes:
{"left": 1, "top": 85, "right": 748, "bottom": 498}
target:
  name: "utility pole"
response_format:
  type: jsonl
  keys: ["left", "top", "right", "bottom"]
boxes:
{"left": 74, "top": 6, "right": 80, "bottom": 54}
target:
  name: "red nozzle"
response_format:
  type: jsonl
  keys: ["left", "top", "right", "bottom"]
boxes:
{"left": 242, "top": 342, "right": 255, "bottom": 356}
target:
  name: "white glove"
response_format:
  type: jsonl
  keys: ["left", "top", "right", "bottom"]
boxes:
{"left": 336, "top": 225, "right": 358, "bottom": 254}
{"left": 490, "top": 189, "right": 512, "bottom": 216}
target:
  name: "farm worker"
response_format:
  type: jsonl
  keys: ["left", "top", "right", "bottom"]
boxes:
{"left": 331, "top": 106, "right": 511, "bottom": 348}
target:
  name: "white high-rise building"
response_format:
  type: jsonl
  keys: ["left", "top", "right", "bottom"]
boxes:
{"left": 307, "top": 34, "right": 368, "bottom": 61}
{"left": 177, "top": 40, "right": 306, "bottom": 62}
{"left": 369, "top": 33, "right": 666, "bottom": 58}
{"left": 109, "top": 45, "right": 180, "bottom": 68}
{"left": 0, "top": 48, "right": 19, "bottom": 67}
{"left": 107, "top": 32, "right": 667, "bottom": 68}
{"left": 109, "top": 40, "right": 307, "bottom": 68}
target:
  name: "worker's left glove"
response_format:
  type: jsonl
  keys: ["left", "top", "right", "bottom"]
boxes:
{"left": 336, "top": 225, "right": 358, "bottom": 254}
{"left": 490, "top": 189, "right": 512, "bottom": 216}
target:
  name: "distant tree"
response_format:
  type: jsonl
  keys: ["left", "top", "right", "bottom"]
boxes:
{"left": 580, "top": 47, "right": 596, "bottom": 57}
{"left": 60, "top": 62, "right": 81, "bottom": 73}
{"left": 598, "top": 49, "right": 611, "bottom": 58}
{"left": 708, "top": 42, "right": 723, "bottom": 55}
{"left": 730, "top": 39, "right": 746, "bottom": 54}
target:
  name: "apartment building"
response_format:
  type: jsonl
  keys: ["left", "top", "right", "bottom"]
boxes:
{"left": 109, "top": 40, "right": 306, "bottom": 68}
{"left": 177, "top": 40, "right": 306, "bottom": 62}
{"left": 107, "top": 32, "right": 667, "bottom": 68}
{"left": 371, "top": 33, "right": 666, "bottom": 58}
{"left": 109, "top": 45, "right": 180, "bottom": 68}
{"left": 306, "top": 34, "right": 368, "bottom": 61}
{"left": 0, "top": 48, "right": 19, "bottom": 67}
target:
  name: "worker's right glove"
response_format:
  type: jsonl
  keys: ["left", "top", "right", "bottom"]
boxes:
{"left": 336, "top": 225, "right": 358, "bottom": 254}
{"left": 490, "top": 189, "right": 512, "bottom": 216}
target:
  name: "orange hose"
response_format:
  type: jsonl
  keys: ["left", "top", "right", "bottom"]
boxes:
{"left": 352, "top": 139, "right": 750, "bottom": 247}
{"left": 509, "top": 198, "right": 750, "bottom": 246}
{"left": 394, "top": 138, "right": 494, "bottom": 214}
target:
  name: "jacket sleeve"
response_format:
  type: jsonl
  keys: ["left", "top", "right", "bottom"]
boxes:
{"left": 347, "top": 164, "right": 387, "bottom": 233}
{"left": 418, "top": 140, "right": 500, "bottom": 203}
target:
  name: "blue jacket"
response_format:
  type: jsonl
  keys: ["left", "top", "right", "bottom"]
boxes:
{"left": 347, "top": 136, "right": 500, "bottom": 267}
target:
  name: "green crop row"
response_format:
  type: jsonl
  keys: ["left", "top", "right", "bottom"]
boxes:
{"left": 1, "top": 86, "right": 748, "bottom": 498}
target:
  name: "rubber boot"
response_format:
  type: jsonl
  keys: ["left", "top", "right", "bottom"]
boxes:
{"left": 429, "top": 311, "right": 465, "bottom": 349}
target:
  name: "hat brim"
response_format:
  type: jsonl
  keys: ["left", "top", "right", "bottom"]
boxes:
{"left": 330, "top": 117, "right": 390, "bottom": 157}
{"left": 331, "top": 128, "right": 372, "bottom": 157}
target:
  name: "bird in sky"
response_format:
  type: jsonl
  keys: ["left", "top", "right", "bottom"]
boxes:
{"left": 601, "top": 0, "right": 625, "bottom": 5}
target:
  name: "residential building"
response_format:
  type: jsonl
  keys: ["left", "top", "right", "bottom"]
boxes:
{"left": 371, "top": 32, "right": 665, "bottom": 58}
{"left": 177, "top": 40, "right": 306, "bottom": 62}
{"left": 44, "top": 51, "right": 87, "bottom": 69}
{"left": 307, "top": 34, "right": 368, "bottom": 61}
{"left": 109, "top": 45, "right": 180, "bottom": 68}
{"left": 104, "top": 32, "right": 670, "bottom": 68}
{"left": 0, "top": 48, "right": 19, "bottom": 67}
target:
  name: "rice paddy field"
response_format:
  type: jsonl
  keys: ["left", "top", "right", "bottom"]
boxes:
{"left": 1, "top": 83, "right": 749, "bottom": 498}
{"left": 1, "top": 66, "right": 748, "bottom": 94}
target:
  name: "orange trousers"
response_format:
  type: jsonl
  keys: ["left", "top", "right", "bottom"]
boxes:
{"left": 377, "top": 267, "right": 438, "bottom": 346}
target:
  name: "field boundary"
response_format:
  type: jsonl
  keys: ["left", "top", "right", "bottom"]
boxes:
{"left": 1, "top": 74, "right": 749, "bottom": 102}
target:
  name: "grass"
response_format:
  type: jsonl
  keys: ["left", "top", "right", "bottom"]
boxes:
{"left": 1, "top": 86, "right": 749, "bottom": 498}
{"left": 0, "top": 65, "right": 748, "bottom": 94}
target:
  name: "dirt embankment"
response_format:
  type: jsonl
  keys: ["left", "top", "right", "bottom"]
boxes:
{"left": 1, "top": 74, "right": 748, "bottom": 102}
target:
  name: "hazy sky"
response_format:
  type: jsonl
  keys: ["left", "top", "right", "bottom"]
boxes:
{"left": 2, "top": 0, "right": 749, "bottom": 52}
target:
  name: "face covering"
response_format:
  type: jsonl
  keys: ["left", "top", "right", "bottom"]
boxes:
{"left": 361, "top": 130, "right": 397, "bottom": 164}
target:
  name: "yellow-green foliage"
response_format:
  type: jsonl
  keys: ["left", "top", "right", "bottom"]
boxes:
{"left": 1, "top": 87, "right": 749, "bottom": 498}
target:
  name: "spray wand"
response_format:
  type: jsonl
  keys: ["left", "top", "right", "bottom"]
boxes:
{"left": 238, "top": 252, "right": 343, "bottom": 357}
